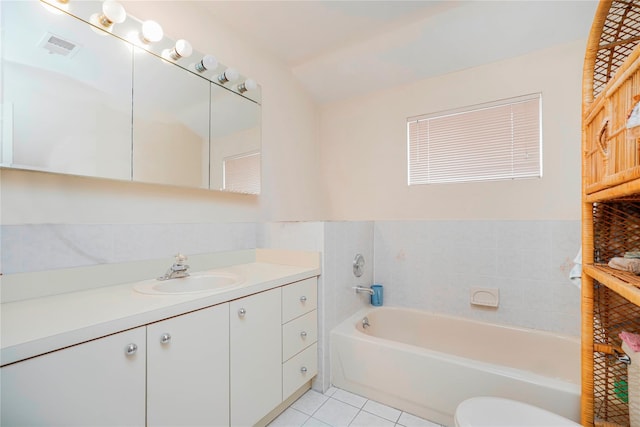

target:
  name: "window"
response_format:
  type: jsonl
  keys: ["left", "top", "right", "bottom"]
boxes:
{"left": 407, "top": 93, "right": 542, "bottom": 185}
{"left": 223, "top": 151, "right": 261, "bottom": 194}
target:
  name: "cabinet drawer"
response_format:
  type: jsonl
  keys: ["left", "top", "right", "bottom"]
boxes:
{"left": 282, "top": 310, "right": 317, "bottom": 362}
{"left": 282, "top": 343, "right": 317, "bottom": 400}
{"left": 282, "top": 278, "right": 317, "bottom": 323}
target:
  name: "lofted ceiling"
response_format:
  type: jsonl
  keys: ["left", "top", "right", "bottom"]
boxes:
{"left": 133, "top": 1, "right": 599, "bottom": 104}
{"left": 194, "top": 1, "right": 599, "bottom": 104}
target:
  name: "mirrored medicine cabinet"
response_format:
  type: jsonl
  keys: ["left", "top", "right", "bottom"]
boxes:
{"left": 0, "top": 0, "right": 262, "bottom": 194}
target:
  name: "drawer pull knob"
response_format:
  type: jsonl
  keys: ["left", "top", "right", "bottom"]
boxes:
{"left": 300, "top": 366, "right": 308, "bottom": 374}
{"left": 238, "top": 308, "right": 246, "bottom": 317}
{"left": 160, "top": 333, "right": 171, "bottom": 344}
{"left": 125, "top": 343, "right": 138, "bottom": 356}
{"left": 300, "top": 331, "right": 307, "bottom": 338}
{"left": 300, "top": 296, "right": 307, "bottom": 303}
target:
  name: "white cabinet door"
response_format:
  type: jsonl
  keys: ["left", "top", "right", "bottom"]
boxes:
{"left": 147, "top": 303, "right": 230, "bottom": 427}
{"left": 0, "top": 327, "right": 146, "bottom": 426}
{"left": 230, "top": 288, "right": 282, "bottom": 427}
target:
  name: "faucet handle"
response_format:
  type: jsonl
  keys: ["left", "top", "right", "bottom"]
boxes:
{"left": 174, "top": 253, "right": 188, "bottom": 264}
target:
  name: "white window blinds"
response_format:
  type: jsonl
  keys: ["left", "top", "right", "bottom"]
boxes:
{"left": 407, "top": 93, "right": 542, "bottom": 185}
{"left": 223, "top": 151, "right": 261, "bottom": 194}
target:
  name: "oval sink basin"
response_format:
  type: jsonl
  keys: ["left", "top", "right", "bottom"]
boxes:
{"left": 133, "top": 272, "right": 241, "bottom": 295}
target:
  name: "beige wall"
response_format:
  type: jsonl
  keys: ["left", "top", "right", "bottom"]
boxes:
{"left": 319, "top": 40, "right": 585, "bottom": 221}
{"left": 0, "top": 1, "right": 326, "bottom": 225}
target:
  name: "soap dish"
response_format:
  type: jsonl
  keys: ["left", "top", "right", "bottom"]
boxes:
{"left": 470, "top": 287, "right": 499, "bottom": 308}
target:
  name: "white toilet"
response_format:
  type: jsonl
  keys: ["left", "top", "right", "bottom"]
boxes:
{"left": 454, "top": 397, "right": 581, "bottom": 427}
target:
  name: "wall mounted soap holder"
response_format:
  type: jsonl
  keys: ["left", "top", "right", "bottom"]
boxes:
{"left": 470, "top": 287, "right": 499, "bottom": 308}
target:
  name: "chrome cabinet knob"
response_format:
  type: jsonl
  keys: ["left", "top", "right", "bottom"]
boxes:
{"left": 160, "top": 333, "right": 171, "bottom": 344}
{"left": 238, "top": 308, "right": 246, "bottom": 317}
{"left": 125, "top": 343, "right": 138, "bottom": 356}
{"left": 300, "top": 296, "right": 307, "bottom": 303}
{"left": 300, "top": 366, "right": 308, "bottom": 374}
{"left": 300, "top": 331, "right": 307, "bottom": 338}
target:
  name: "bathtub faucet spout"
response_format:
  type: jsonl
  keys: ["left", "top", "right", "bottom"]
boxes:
{"left": 353, "top": 286, "right": 374, "bottom": 295}
{"left": 362, "top": 316, "right": 370, "bottom": 329}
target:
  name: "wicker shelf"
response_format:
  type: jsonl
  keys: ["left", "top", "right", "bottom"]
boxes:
{"left": 585, "top": 264, "right": 640, "bottom": 306}
{"left": 590, "top": 282, "right": 640, "bottom": 427}
{"left": 595, "top": 422, "right": 627, "bottom": 427}
{"left": 582, "top": 2, "right": 640, "bottom": 426}
{"left": 586, "top": 175, "right": 640, "bottom": 203}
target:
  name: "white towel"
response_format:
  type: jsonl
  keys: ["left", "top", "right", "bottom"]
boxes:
{"left": 569, "top": 248, "right": 582, "bottom": 289}
{"left": 609, "top": 257, "right": 640, "bottom": 274}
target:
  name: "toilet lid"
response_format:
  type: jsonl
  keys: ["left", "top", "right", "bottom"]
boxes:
{"left": 454, "top": 397, "right": 581, "bottom": 427}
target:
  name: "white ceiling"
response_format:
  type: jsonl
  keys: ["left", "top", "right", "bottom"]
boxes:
{"left": 195, "top": 1, "right": 598, "bottom": 104}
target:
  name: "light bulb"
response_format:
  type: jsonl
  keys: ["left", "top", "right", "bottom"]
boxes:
{"left": 238, "top": 79, "right": 257, "bottom": 93}
{"left": 217, "top": 68, "right": 239, "bottom": 84}
{"left": 99, "top": 1, "right": 126, "bottom": 26}
{"left": 141, "top": 20, "right": 163, "bottom": 43}
{"left": 195, "top": 55, "right": 218, "bottom": 73}
{"left": 168, "top": 39, "right": 192, "bottom": 60}
{"left": 40, "top": 0, "right": 69, "bottom": 14}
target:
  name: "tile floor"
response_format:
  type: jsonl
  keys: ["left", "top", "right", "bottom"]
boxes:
{"left": 268, "top": 387, "right": 442, "bottom": 427}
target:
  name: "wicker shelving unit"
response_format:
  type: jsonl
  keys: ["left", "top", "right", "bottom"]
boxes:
{"left": 583, "top": 2, "right": 640, "bottom": 426}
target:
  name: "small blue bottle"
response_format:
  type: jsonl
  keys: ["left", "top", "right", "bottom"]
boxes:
{"left": 371, "top": 284, "right": 383, "bottom": 306}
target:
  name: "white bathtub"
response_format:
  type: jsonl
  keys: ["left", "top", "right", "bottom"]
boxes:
{"left": 331, "top": 307, "right": 580, "bottom": 427}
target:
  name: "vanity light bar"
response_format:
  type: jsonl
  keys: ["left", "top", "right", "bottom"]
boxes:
{"left": 41, "top": 0, "right": 259, "bottom": 99}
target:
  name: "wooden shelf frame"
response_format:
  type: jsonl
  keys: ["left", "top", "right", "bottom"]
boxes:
{"left": 582, "top": 2, "right": 640, "bottom": 426}
{"left": 584, "top": 264, "right": 640, "bottom": 306}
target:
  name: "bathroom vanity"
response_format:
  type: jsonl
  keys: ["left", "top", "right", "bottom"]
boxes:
{"left": 0, "top": 250, "right": 320, "bottom": 426}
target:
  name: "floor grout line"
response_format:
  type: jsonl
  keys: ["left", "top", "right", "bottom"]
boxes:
{"left": 270, "top": 386, "right": 440, "bottom": 427}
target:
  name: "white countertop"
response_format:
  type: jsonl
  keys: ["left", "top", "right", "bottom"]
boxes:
{"left": 1, "top": 259, "right": 320, "bottom": 366}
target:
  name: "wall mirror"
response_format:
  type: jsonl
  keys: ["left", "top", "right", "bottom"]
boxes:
{"left": 0, "top": 0, "right": 262, "bottom": 194}
{"left": 133, "top": 47, "right": 210, "bottom": 189}
{"left": 1, "top": 1, "right": 133, "bottom": 181}
{"left": 210, "top": 84, "right": 261, "bottom": 194}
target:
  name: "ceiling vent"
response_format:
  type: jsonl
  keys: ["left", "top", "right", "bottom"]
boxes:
{"left": 38, "top": 32, "right": 80, "bottom": 58}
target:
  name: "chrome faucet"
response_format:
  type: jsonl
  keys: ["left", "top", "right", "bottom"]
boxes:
{"left": 353, "top": 285, "right": 374, "bottom": 295}
{"left": 362, "top": 316, "right": 370, "bottom": 329}
{"left": 158, "top": 253, "right": 190, "bottom": 281}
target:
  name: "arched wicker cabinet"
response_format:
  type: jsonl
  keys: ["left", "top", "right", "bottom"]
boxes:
{"left": 582, "top": 1, "right": 640, "bottom": 426}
